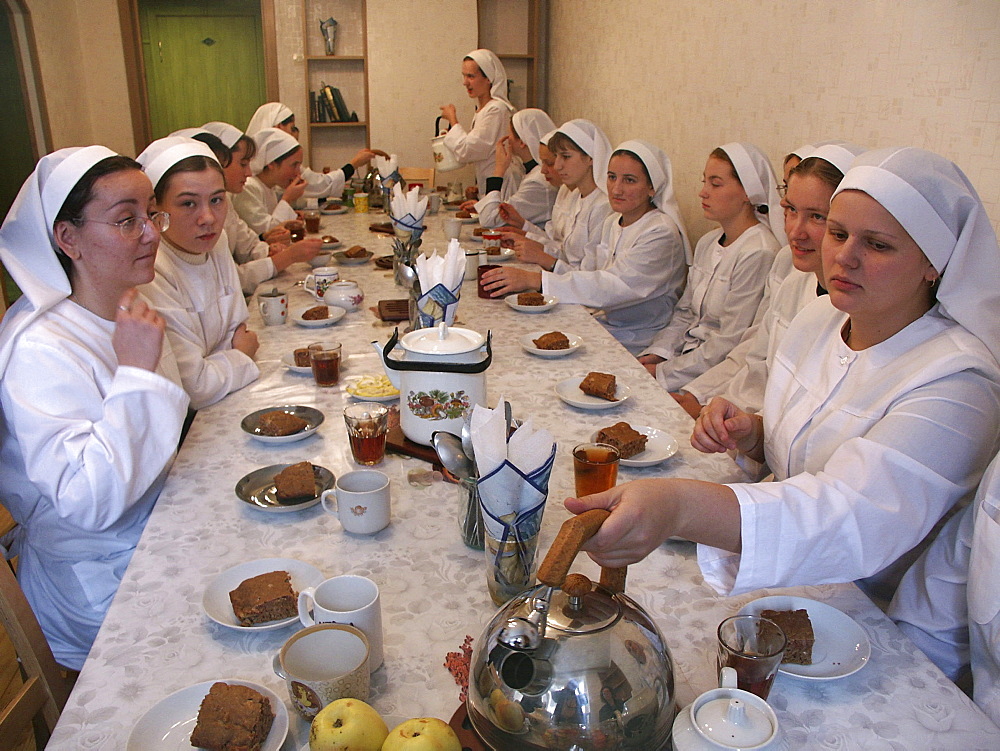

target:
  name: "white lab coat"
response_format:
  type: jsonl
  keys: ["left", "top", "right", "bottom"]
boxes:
{"left": 442, "top": 99, "right": 513, "bottom": 195}
{"left": 890, "top": 452, "right": 1000, "bottom": 726}
{"left": 525, "top": 188, "right": 611, "bottom": 271}
{"left": 0, "top": 297, "right": 188, "bottom": 669}
{"left": 141, "top": 235, "right": 259, "bottom": 410}
{"left": 542, "top": 209, "right": 688, "bottom": 354}
{"left": 644, "top": 224, "right": 779, "bottom": 391}
{"left": 301, "top": 166, "right": 347, "bottom": 200}
{"left": 224, "top": 194, "right": 276, "bottom": 295}
{"left": 685, "top": 252, "right": 819, "bottom": 414}
{"left": 698, "top": 299, "right": 1000, "bottom": 598}
{"left": 232, "top": 175, "right": 297, "bottom": 235}
{"left": 476, "top": 162, "right": 556, "bottom": 230}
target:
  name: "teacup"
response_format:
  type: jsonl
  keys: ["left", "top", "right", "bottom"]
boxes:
{"left": 304, "top": 267, "right": 340, "bottom": 300}
{"left": 298, "top": 574, "right": 384, "bottom": 670}
{"left": 257, "top": 289, "right": 287, "bottom": 326}
{"left": 273, "top": 623, "right": 369, "bottom": 720}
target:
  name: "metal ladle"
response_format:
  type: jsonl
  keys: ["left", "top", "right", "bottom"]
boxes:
{"left": 431, "top": 431, "right": 475, "bottom": 480}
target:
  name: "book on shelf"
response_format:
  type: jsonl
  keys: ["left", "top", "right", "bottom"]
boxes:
{"left": 319, "top": 82, "right": 351, "bottom": 122}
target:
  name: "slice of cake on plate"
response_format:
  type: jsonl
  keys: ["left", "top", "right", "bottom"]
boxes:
{"left": 761, "top": 608, "right": 815, "bottom": 665}
{"left": 533, "top": 331, "right": 570, "bottom": 350}
{"left": 273, "top": 461, "right": 316, "bottom": 500}
{"left": 595, "top": 422, "right": 647, "bottom": 459}
{"left": 229, "top": 570, "right": 298, "bottom": 627}
{"left": 189, "top": 681, "right": 275, "bottom": 751}
{"left": 580, "top": 372, "right": 617, "bottom": 401}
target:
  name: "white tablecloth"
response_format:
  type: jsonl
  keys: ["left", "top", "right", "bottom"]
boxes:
{"left": 47, "top": 210, "right": 999, "bottom": 749}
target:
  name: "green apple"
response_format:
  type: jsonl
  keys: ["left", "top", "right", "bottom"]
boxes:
{"left": 381, "top": 717, "right": 461, "bottom": 751}
{"left": 309, "top": 698, "right": 389, "bottom": 751}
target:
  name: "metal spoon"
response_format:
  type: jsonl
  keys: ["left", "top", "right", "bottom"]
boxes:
{"left": 431, "top": 431, "right": 475, "bottom": 480}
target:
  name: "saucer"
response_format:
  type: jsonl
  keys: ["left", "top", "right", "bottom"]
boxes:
{"left": 291, "top": 305, "right": 347, "bottom": 327}
{"left": 520, "top": 331, "right": 583, "bottom": 358}
{"left": 590, "top": 426, "right": 678, "bottom": 467}
{"left": 505, "top": 294, "right": 557, "bottom": 313}
{"left": 281, "top": 352, "right": 312, "bottom": 375}
{"left": 203, "top": 558, "right": 325, "bottom": 629}
{"left": 555, "top": 376, "right": 631, "bottom": 410}
{"left": 738, "top": 595, "right": 871, "bottom": 679}
{"left": 321, "top": 205, "right": 348, "bottom": 215}
{"left": 240, "top": 405, "right": 324, "bottom": 443}
{"left": 128, "top": 679, "right": 288, "bottom": 751}
{"left": 333, "top": 249, "right": 374, "bottom": 265}
{"left": 234, "top": 462, "right": 335, "bottom": 512}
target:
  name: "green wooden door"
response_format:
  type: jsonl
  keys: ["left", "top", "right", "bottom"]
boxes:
{"left": 141, "top": 0, "right": 266, "bottom": 139}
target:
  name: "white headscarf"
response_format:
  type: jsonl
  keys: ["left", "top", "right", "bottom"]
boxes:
{"left": 553, "top": 119, "right": 613, "bottom": 195}
{"left": 169, "top": 127, "right": 209, "bottom": 140}
{"left": 137, "top": 136, "right": 218, "bottom": 192}
{"left": 201, "top": 121, "right": 244, "bottom": 149}
{"left": 0, "top": 146, "right": 119, "bottom": 373}
{"left": 246, "top": 102, "right": 294, "bottom": 137}
{"left": 800, "top": 142, "right": 866, "bottom": 178}
{"left": 614, "top": 139, "right": 693, "bottom": 263}
{"left": 788, "top": 143, "right": 816, "bottom": 162}
{"left": 833, "top": 147, "right": 1000, "bottom": 361}
{"left": 718, "top": 142, "right": 786, "bottom": 246}
{"left": 248, "top": 128, "right": 300, "bottom": 176}
{"left": 511, "top": 109, "right": 557, "bottom": 164}
{"left": 464, "top": 49, "right": 515, "bottom": 112}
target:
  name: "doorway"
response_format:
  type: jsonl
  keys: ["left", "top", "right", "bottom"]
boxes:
{"left": 138, "top": 0, "right": 267, "bottom": 139}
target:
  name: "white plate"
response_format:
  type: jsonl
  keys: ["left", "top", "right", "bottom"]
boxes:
{"left": 203, "top": 558, "right": 325, "bottom": 629}
{"left": 589, "top": 425, "right": 678, "bottom": 467}
{"left": 486, "top": 247, "right": 516, "bottom": 262}
{"left": 127, "top": 679, "right": 289, "bottom": 751}
{"left": 555, "top": 376, "right": 632, "bottom": 410}
{"left": 322, "top": 240, "right": 344, "bottom": 251}
{"left": 234, "top": 463, "right": 335, "bottom": 513}
{"left": 458, "top": 213, "right": 479, "bottom": 224}
{"left": 281, "top": 352, "right": 312, "bottom": 374}
{"left": 241, "top": 405, "right": 324, "bottom": 444}
{"left": 321, "top": 205, "right": 348, "bottom": 215}
{"left": 738, "top": 595, "right": 871, "bottom": 680}
{"left": 291, "top": 305, "right": 347, "bottom": 328}
{"left": 344, "top": 375, "right": 400, "bottom": 402}
{"left": 333, "top": 250, "right": 373, "bottom": 265}
{"left": 520, "top": 331, "right": 583, "bottom": 358}
{"left": 505, "top": 294, "right": 558, "bottom": 313}
{"left": 309, "top": 252, "right": 334, "bottom": 268}
{"left": 469, "top": 233, "right": 484, "bottom": 243}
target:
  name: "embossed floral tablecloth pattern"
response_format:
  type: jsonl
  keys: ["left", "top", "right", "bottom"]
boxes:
{"left": 48, "top": 211, "right": 999, "bottom": 749}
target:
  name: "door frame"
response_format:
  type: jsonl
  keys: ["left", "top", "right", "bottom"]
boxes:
{"left": 3, "top": 0, "right": 51, "bottom": 158}
{"left": 117, "top": 0, "right": 278, "bottom": 154}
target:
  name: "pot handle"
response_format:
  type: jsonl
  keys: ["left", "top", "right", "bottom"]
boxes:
{"left": 378, "top": 328, "right": 493, "bottom": 374}
{"left": 536, "top": 509, "right": 627, "bottom": 594}
{"left": 435, "top": 116, "right": 450, "bottom": 137}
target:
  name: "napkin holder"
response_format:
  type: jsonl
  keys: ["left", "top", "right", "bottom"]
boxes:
{"left": 415, "top": 281, "right": 462, "bottom": 329}
{"left": 390, "top": 212, "right": 425, "bottom": 242}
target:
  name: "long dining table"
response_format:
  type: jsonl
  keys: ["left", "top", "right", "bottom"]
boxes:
{"left": 46, "top": 207, "right": 999, "bottom": 749}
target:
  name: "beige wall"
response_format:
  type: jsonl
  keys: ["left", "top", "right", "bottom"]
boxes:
{"left": 24, "top": 0, "right": 134, "bottom": 154}
{"left": 548, "top": 0, "right": 1000, "bottom": 238}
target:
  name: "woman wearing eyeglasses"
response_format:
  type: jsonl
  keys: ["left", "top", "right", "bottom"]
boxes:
{"left": 0, "top": 147, "right": 190, "bottom": 670}
{"left": 138, "top": 136, "right": 260, "bottom": 410}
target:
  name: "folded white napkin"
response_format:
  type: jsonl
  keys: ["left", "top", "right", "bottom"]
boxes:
{"left": 390, "top": 183, "right": 428, "bottom": 230}
{"left": 416, "top": 239, "right": 464, "bottom": 293}
{"left": 374, "top": 153, "right": 398, "bottom": 178}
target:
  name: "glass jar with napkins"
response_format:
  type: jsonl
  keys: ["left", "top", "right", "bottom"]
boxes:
{"left": 414, "top": 239, "right": 465, "bottom": 329}
{"left": 387, "top": 182, "right": 426, "bottom": 241}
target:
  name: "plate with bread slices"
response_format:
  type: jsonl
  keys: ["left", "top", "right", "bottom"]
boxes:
{"left": 555, "top": 372, "right": 631, "bottom": 410}
{"left": 333, "top": 247, "right": 373, "bottom": 265}
{"left": 590, "top": 423, "right": 678, "bottom": 467}
{"left": 241, "top": 406, "right": 324, "bottom": 443}
{"left": 505, "top": 293, "right": 558, "bottom": 312}
{"left": 234, "top": 461, "right": 334, "bottom": 513}
{"left": 291, "top": 304, "right": 347, "bottom": 327}
{"left": 520, "top": 330, "right": 583, "bottom": 358}
{"left": 203, "top": 557, "right": 325, "bottom": 629}
{"left": 321, "top": 202, "right": 348, "bottom": 215}
{"left": 128, "top": 679, "right": 289, "bottom": 751}
{"left": 738, "top": 595, "right": 871, "bottom": 680}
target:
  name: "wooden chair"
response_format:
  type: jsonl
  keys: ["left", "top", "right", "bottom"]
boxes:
{"left": 0, "top": 557, "right": 71, "bottom": 748}
{"left": 398, "top": 167, "right": 436, "bottom": 190}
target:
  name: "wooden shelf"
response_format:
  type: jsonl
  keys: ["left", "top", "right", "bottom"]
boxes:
{"left": 477, "top": 0, "right": 546, "bottom": 110}
{"left": 496, "top": 53, "right": 534, "bottom": 60}
{"left": 308, "top": 121, "right": 368, "bottom": 128}
{"left": 306, "top": 55, "right": 365, "bottom": 61}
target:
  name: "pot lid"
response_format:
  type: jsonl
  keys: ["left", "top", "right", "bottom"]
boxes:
{"left": 695, "top": 696, "right": 774, "bottom": 747}
{"left": 400, "top": 323, "right": 485, "bottom": 355}
{"left": 529, "top": 587, "right": 622, "bottom": 634}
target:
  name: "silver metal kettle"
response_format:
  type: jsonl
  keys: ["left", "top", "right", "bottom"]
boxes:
{"left": 467, "top": 510, "right": 676, "bottom": 750}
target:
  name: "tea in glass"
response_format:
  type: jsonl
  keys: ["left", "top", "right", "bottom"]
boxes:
{"left": 572, "top": 443, "right": 620, "bottom": 496}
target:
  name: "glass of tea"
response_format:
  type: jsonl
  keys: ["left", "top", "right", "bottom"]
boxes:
{"left": 572, "top": 442, "right": 620, "bottom": 496}
{"left": 343, "top": 402, "right": 390, "bottom": 465}
{"left": 304, "top": 211, "right": 321, "bottom": 234}
{"left": 309, "top": 341, "right": 342, "bottom": 387}
{"left": 288, "top": 219, "right": 306, "bottom": 242}
{"left": 716, "top": 615, "right": 787, "bottom": 700}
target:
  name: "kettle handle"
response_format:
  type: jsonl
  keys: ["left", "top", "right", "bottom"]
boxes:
{"left": 379, "top": 328, "right": 493, "bottom": 374}
{"left": 435, "top": 116, "right": 450, "bottom": 137}
{"left": 537, "top": 509, "right": 628, "bottom": 594}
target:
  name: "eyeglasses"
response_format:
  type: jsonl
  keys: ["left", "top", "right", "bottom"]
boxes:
{"left": 777, "top": 183, "right": 788, "bottom": 197}
{"left": 74, "top": 211, "right": 170, "bottom": 240}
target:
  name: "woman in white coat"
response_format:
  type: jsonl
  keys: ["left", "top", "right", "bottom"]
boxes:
{"left": 0, "top": 147, "right": 189, "bottom": 669}
{"left": 233, "top": 128, "right": 311, "bottom": 236}
{"left": 678, "top": 143, "right": 865, "bottom": 416}
{"left": 198, "top": 123, "right": 321, "bottom": 294}
{"left": 138, "top": 137, "right": 260, "bottom": 410}
{"left": 473, "top": 108, "right": 558, "bottom": 230}
{"left": 439, "top": 49, "right": 516, "bottom": 196}
{"left": 564, "top": 148, "right": 1000, "bottom": 602}
{"left": 246, "top": 101, "right": 374, "bottom": 200}
{"left": 489, "top": 119, "right": 613, "bottom": 275}
{"left": 639, "top": 143, "right": 784, "bottom": 391}
{"left": 484, "top": 140, "right": 690, "bottom": 354}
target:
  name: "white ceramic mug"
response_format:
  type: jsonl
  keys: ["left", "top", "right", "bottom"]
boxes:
{"left": 444, "top": 218, "right": 462, "bottom": 240}
{"left": 427, "top": 193, "right": 442, "bottom": 214}
{"left": 257, "top": 289, "right": 287, "bottom": 326}
{"left": 297, "top": 575, "right": 384, "bottom": 671}
{"left": 272, "top": 623, "right": 370, "bottom": 720}
{"left": 304, "top": 266, "right": 340, "bottom": 300}
{"left": 321, "top": 470, "right": 391, "bottom": 534}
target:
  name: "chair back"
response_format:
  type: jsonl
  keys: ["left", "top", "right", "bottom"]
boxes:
{"left": 0, "top": 559, "right": 71, "bottom": 747}
{"left": 399, "top": 166, "right": 436, "bottom": 190}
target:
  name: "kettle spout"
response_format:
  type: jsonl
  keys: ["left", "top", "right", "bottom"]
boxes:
{"left": 370, "top": 339, "right": 401, "bottom": 389}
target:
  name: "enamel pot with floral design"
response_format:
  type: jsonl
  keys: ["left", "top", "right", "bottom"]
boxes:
{"left": 373, "top": 323, "right": 491, "bottom": 446}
